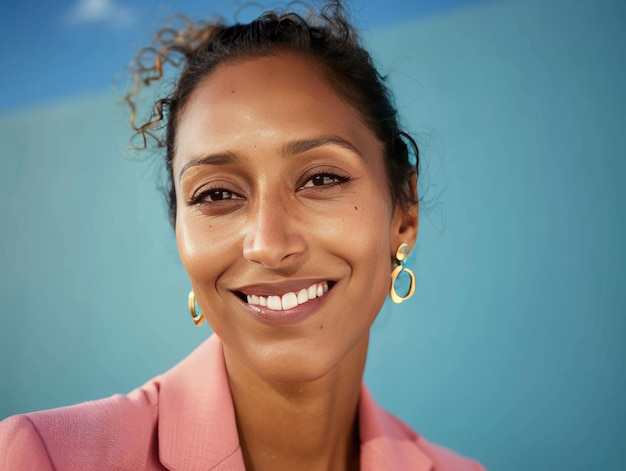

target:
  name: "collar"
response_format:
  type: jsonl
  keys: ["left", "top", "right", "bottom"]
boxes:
{"left": 157, "top": 335, "right": 432, "bottom": 471}
{"left": 158, "top": 335, "right": 245, "bottom": 470}
{"left": 359, "top": 385, "right": 433, "bottom": 471}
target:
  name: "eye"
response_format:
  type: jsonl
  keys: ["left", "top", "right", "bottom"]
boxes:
{"left": 298, "top": 172, "right": 350, "bottom": 190}
{"left": 189, "top": 187, "right": 244, "bottom": 205}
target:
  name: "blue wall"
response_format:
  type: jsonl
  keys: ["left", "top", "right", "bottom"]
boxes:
{"left": 1, "top": 0, "right": 624, "bottom": 469}
{"left": 364, "top": 0, "right": 626, "bottom": 468}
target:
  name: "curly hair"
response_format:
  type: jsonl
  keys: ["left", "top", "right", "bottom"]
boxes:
{"left": 126, "top": 1, "right": 419, "bottom": 227}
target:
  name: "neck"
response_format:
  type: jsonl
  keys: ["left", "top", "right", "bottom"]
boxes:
{"left": 224, "top": 338, "right": 368, "bottom": 471}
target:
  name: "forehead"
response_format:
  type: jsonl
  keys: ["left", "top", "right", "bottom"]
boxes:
{"left": 184, "top": 52, "right": 342, "bottom": 113}
{"left": 174, "top": 52, "right": 381, "bottom": 162}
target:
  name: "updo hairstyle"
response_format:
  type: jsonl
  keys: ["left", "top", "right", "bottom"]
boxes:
{"left": 126, "top": 1, "right": 419, "bottom": 227}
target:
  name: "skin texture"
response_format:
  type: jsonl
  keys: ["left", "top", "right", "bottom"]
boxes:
{"left": 173, "top": 52, "right": 418, "bottom": 471}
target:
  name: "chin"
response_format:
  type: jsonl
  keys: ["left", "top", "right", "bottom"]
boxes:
{"left": 261, "top": 359, "right": 336, "bottom": 385}
{"left": 244, "top": 334, "right": 368, "bottom": 386}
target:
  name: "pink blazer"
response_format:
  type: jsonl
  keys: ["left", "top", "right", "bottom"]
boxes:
{"left": 0, "top": 335, "right": 485, "bottom": 470}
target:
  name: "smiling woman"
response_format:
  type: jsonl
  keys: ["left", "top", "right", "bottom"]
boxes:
{"left": 0, "top": 1, "right": 485, "bottom": 470}
{"left": 174, "top": 52, "right": 404, "bottom": 390}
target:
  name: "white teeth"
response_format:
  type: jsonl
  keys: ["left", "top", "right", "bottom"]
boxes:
{"left": 282, "top": 292, "right": 298, "bottom": 310}
{"left": 267, "top": 296, "right": 282, "bottom": 310}
{"left": 245, "top": 282, "right": 329, "bottom": 311}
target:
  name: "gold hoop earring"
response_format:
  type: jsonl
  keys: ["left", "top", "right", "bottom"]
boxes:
{"left": 390, "top": 243, "right": 415, "bottom": 304}
{"left": 188, "top": 290, "right": 204, "bottom": 326}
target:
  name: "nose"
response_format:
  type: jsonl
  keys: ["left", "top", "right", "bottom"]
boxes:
{"left": 242, "top": 194, "right": 307, "bottom": 269}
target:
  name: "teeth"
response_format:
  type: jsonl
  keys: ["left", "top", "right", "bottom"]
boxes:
{"left": 244, "top": 282, "right": 329, "bottom": 311}
{"left": 267, "top": 296, "right": 282, "bottom": 310}
{"left": 282, "top": 292, "right": 298, "bottom": 310}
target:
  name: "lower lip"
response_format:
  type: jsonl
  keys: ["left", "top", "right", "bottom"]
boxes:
{"left": 237, "top": 290, "right": 330, "bottom": 325}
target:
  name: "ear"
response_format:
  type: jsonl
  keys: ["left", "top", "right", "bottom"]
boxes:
{"left": 390, "top": 173, "right": 419, "bottom": 255}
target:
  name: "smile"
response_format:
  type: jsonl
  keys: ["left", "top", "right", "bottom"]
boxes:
{"left": 243, "top": 281, "right": 330, "bottom": 311}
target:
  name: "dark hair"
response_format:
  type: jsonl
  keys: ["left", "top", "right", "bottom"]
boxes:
{"left": 126, "top": 1, "right": 419, "bottom": 227}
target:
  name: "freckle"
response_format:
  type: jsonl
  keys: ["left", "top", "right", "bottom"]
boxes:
{"left": 319, "top": 324, "right": 323, "bottom": 329}
{"left": 230, "top": 89, "right": 235, "bottom": 94}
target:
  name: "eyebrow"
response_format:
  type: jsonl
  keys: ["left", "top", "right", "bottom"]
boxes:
{"left": 178, "top": 135, "right": 362, "bottom": 181}
{"left": 280, "top": 135, "right": 363, "bottom": 159}
{"left": 178, "top": 152, "right": 235, "bottom": 181}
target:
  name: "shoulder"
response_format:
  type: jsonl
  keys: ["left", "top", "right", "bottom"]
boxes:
{"left": 417, "top": 435, "right": 487, "bottom": 471}
{"left": 0, "top": 378, "right": 163, "bottom": 471}
{"left": 360, "top": 388, "right": 486, "bottom": 471}
{"left": 385, "top": 411, "right": 487, "bottom": 471}
{"left": 0, "top": 415, "right": 54, "bottom": 470}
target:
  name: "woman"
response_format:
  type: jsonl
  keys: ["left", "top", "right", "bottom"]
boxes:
{"left": 0, "top": 1, "right": 485, "bottom": 469}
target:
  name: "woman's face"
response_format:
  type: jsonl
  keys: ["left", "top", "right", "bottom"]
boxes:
{"left": 173, "top": 52, "right": 417, "bottom": 383}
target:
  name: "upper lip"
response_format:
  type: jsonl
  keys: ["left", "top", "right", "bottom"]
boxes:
{"left": 232, "top": 279, "right": 333, "bottom": 297}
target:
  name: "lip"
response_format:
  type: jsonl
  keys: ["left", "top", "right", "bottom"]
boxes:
{"left": 232, "top": 280, "right": 335, "bottom": 325}
{"left": 233, "top": 279, "right": 331, "bottom": 297}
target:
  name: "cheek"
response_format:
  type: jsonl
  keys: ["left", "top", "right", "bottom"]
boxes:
{"left": 336, "top": 195, "right": 394, "bottom": 285}
{"left": 352, "top": 184, "right": 394, "bottom": 246}
{"left": 175, "top": 213, "right": 238, "bottom": 285}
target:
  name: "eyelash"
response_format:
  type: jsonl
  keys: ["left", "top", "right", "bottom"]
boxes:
{"left": 188, "top": 187, "right": 243, "bottom": 206}
{"left": 188, "top": 170, "right": 351, "bottom": 206}
{"left": 297, "top": 170, "right": 351, "bottom": 191}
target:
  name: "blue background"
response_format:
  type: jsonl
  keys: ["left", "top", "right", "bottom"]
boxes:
{"left": 1, "top": 0, "right": 625, "bottom": 469}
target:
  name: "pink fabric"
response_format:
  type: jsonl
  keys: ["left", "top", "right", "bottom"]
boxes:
{"left": 0, "top": 335, "right": 485, "bottom": 470}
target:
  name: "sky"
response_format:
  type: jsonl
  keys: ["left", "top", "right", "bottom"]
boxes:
{"left": 0, "top": 0, "right": 495, "bottom": 113}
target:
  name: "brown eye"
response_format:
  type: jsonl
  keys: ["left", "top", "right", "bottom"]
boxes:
{"left": 300, "top": 173, "right": 350, "bottom": 189}
{"left": 206, "top": 189, "right": 234, "bottom": 201}
{"left": 312, "top": 175, "right": 333, "bottom": 186}
{"left": 190, "top": 188, "right": 244, "bottom": 205}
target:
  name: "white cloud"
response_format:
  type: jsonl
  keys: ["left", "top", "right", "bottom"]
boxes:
{"left": 65, "top": 0, "right": 135, "bottom": 28}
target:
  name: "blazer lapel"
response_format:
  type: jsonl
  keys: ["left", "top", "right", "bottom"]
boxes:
{"left": 359, "top": 385, "right": 433, "bottom": 471}
{"left": 158, "top": 335, "right": 246, "bottom": 471}
{"left": 155, "top": 335, "right": 431, "bottom": 471}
